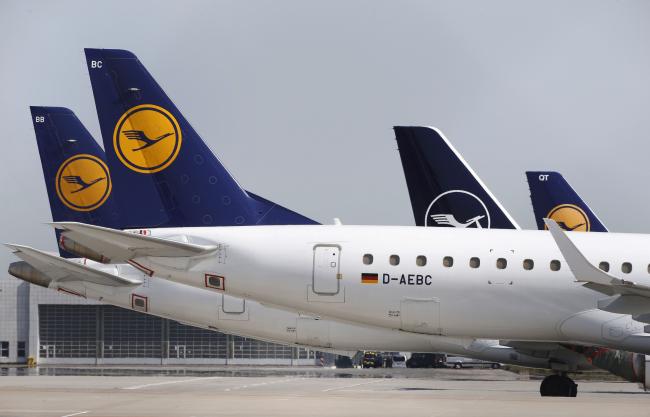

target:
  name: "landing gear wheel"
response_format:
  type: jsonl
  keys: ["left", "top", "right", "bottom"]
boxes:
{"left": 540, "top": 374, "right": 578, "bottom": 397}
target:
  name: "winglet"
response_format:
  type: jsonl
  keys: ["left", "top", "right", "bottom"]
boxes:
{"left": 544, "top": 218, "right": 618, "bottom": 286}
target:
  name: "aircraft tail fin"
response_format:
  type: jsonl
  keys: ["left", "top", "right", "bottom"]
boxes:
{"left": 30, "top": 106, "right": 123, "bottom": 256}
{"left": 526, "top": 171, "right": 607, "bottom": 232}
{"left": 395, "top": 126, "right": 519, "bottom": 229}
{"left": 84, "top": 48, "right": 316, "bottom": 227}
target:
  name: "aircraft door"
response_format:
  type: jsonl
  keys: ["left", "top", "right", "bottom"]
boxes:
{"left": 312, "top": 245, "right": 341, "bottom": 295}
{"left": 222, "top": 294, "right": 246, "bottom": 314}
{"left": 218, "top": 294, "right": 249, "bottom": 320}
{"left": 296, "top": 317, "right": 332, "bottom": 348}
{"left": 400, "top": 298, "right": 441, "bottom": 335}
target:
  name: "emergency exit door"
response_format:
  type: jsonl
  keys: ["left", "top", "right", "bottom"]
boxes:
{"left": 312, "top": 245, "right": 341, "bottom": 295}
{"left": 400, "top": 298, "right": 441, "bottom": 335}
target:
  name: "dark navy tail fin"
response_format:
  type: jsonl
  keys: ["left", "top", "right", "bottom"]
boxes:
{"left": 395, "top": 126, "right": 519, "bottom": 229}
{"left": 526, "top": 171, "right": 607, "bottom": 232}
{"left": 30, "top": 106, "right": 121, "bottom": 255}
{"left": 84, "top": 48, "right": 315, "bottom": 227}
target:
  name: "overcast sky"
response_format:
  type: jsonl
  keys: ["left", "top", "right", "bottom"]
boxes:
{"left": 2, "top": 0, "right": 650, "bottom": 278}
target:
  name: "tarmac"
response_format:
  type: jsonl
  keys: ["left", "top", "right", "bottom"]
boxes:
{"left": 0, "top": 366, "right": 646, "bottom": 417}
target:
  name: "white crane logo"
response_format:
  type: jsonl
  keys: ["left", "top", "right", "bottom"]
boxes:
{"left": 424, "top": 190, "right": 491, "bottom": 229}
{"left": 429, "top": 214, "right": 486, "bottom": 228}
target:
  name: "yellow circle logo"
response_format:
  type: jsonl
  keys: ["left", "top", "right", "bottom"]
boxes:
{"left": 545, "top": 204, "right": 590, "bottom": 232}
{"left": 113, "top": 104, "right": 182, "bottom": 173}
{"left": 55, "top": 154, "right": 112, "bottom": 212}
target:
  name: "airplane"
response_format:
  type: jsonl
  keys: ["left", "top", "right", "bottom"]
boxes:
{"left": 37, "top": 102, "right": 650, "bottom": 396}
{"left": 527, "top": 171, "right": 607, "bottom": 233}
{"left": 11, "top": 48, "right": 648, "bottom": 394}
{"left": 20, "top": 106, "right": 526, "bottom": 362}
{"left": 6, "top": 50, "right": 644, "bottom": 394}
{"left": 525, "top": 171, "right": 647, "bottom": 384}
{"left": 14, "top": 102, "right": 568, "bottom": 377}
{"left": 398, "top": 128, "right": 649, "bottom": 392}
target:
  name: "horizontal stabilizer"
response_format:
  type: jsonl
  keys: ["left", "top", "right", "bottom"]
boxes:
{"left": 51, "top": 222, "right": 217, "bottom": 263}
{"left": 6, "top": 244, "right": 141, "bottom": 287}
{"left": 545, "top": 219, "right": 650, "bottom": 298}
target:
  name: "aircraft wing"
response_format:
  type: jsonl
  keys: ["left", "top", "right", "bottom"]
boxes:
{"left": 6, "top": 244, "right": 142, "bottom": 287}
{"left": 51, "top": 222, "right": 218, "bottom": 262}
{"left": 545, "top": 218, "right": 650, "bottom": 298}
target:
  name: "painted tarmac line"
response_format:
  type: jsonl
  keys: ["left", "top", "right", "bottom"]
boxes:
{"left": 0, "top": 411, "right": 79, "bottom": 415}
{"left": 60, "top": 412, "right": 89, "bottom": 417}
{"left": 321, "top": 379, "right": 386, "bottom": 392}
{"left": 122, "top": 376, "right": 223, "bottom": 390}
{"left": 224, "top": 377, "right": 303, "bottom": 392}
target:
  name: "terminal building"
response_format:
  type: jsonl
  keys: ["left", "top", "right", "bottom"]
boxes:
{"left": 0, "top": 276, "right": 320, "bottom": 365}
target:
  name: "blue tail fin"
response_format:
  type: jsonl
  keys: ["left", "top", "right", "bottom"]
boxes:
{"left": 526, "top": 171, "right": 607, "bottom": 232}
{"left": 84, "top": 48, "right": 315, "bottom": 227}
{"left": 30, "top": 106, "right": 121, "bottom": 255}
{"left": 395, "top": 126, "right": 519, "bottom": 229}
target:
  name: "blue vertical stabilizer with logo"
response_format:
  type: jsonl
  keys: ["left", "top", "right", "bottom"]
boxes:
{"left": 30, "top": 106, "right": 120, "bottom": 255}
{"left": 84, "top": 48, "right": 316, "bottom": 227}
{"left": 395, "top": 126, "right": 519, "bottom": 229}
{"left": 526, "top": 171, "right": 608, "bottom": 232}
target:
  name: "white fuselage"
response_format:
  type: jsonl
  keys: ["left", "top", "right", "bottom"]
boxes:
{"left": 49, "top": 260, "right": 563, "bottom": 368}
{"left": 134, "top": 225, "right": 650, "bottom": 353}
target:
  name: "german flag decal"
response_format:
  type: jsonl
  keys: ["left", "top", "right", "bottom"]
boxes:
{"left": 361, "top": 273, "right": 379, "bottom": 284}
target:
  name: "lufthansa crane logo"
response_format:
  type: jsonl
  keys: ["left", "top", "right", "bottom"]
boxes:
{"left": 424, "top": 190, "right": 491, "bottom": 228}
{"left": 545, "top": 204, "right": 590, "bottom": 232}
{"left": 113, "top": 104, "right": 182, "bottom": 173}
{"left": 55, "top": 154, "right": 112, "bottom": 212}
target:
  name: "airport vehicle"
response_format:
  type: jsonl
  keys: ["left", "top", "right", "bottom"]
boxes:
{"left": 446, "top": 356, "right": 500, "bottom": 369}
{"left": 391, "top": 354, "right": 407, "bottom": 368}
{"left": 361, "top": 352, "right": 383, "bottom": 368}
{"left": 406, "top": 353, "right": 444, "bottom": 368}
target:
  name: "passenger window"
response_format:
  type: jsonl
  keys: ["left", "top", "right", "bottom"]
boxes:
{"left": 134, "top": 298, "right": 145, "bottom": 308}
{"left": 496, "top": 258, "right": 507, "bottom": 269}
{"left": 363, "top": 254, "right": 374, "bottom": 265}
{"left": 622, "top": 262, "right": 632, "bottom": 274}
{"left": 599, "top": 262, "right": 610, "bottom": 272}
{"left": 443, "top": 256, "right": 454, "bottom": 268}
{"left": 550, "top": 260, "right": 561, "bottom": 271}
{"left": 416, "top": 255, "right": 427, "bottom": 267}
{"left": 469, "top": 257, "right": 480, "bottom": 269}
{"left": 523, "top": 259, "right": 534, "bottom": 270}
{"left": 389, "top": 255, "right": 400, "bottom": 266}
